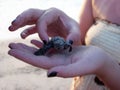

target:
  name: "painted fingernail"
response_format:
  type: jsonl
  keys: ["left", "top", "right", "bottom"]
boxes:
{"left": 69, "top": 46, "right": 72, "bottom": 52}
{"left": 8, "top": 26, "right": 15, "bottom": 31}
{"left": 8, "top": 43, "right": 14, "bottom": 49}
{"left": 43, "top": 40, "right": 47, "bottom": 44}
{"left": 8, "top": 26, "right": 12, "bottom": 30}
{"left": 11, "top": 19, "right": 16, "bottom": 24}
{"left": 21, "top": 32, "right": 27, "bottom": 38}
{"left": 48, "top": 71, "right": 58, "bottom": 77}
{"left": 94, "top": 76, "right": 104, "bottom": 86}
{"left": 69, "top": 40, "right": 73, "bottom": 45}
{"left": 8, "top": 45, "right": 12, "bottom": 49}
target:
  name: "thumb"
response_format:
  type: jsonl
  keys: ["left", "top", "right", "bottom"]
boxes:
{"left": 66, "top": 32, "right": 81, "bottom": 46}
{"left": 47, "top": 62, "right": 85, "bottom": 78}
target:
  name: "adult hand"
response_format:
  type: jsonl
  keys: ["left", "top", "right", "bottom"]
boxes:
{"left": 9, "top": 8, "right": 81, "bottom": 45}
{"left": 8, "top": 40, "right": 111, "bottom": 78}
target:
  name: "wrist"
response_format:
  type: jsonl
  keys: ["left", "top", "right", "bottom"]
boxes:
{"left": 96, "top": 57, "right": 120, "bottom": 89}
{"left": 97, "top": 58, "right": 119, "bottom": 78}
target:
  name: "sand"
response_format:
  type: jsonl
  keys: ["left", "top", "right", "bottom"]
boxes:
{"left": 0, "top": 38, "right": 73, "bottom": 90}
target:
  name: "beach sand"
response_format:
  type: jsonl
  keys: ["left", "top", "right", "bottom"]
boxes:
{"left": 0, "top": 38, "right": 73, "bottom": 90}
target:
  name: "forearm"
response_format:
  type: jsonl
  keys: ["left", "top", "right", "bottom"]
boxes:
{"left": 98, "top": 57, "right": 120, "bottom": 90}
{"left": 79, "top": 0, "right": 94, "bottom": 44}
{"left": 79, "top": 20, "right": 93, "bottom": 45}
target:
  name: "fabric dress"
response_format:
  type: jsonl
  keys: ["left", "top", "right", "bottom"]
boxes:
{"left": 71, "top": 19, "right": 120, "bottom": 90}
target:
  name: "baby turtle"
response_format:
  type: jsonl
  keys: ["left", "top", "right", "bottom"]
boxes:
{"left": 34, "top": 36, "right": 73, "bottom": 56}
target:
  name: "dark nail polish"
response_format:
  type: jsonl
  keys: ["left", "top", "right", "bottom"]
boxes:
{"left": 8, "top": 26, "right": 15, "bottom": 31}
{"left": 69, "top": 40, "right": 73, "bottom": 45}
{"left": 34, "top": 49, "right": 41, "bottom": 56}
{"left": 48, "top": 71, "right": 58, "bottom": 77}
{"left": 43, "top": 40, "right": 47, "bottom": 45}
{"left": 8, "top": 26, "right": 12, "bottom": 30}
{"left": 69, "top": 46, "right": 72, "bottom": 52}
{"left": 8, "top": 45, "right": 12, "bottom": 49}
{"left": 12, "top": 19, "right": 16, "bottom": 24}
{"left": 94, "top": 76, "right": 104, "bottom": 86}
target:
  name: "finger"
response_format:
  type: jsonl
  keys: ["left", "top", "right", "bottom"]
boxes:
{"left": 9, "top": 43, "right": 37, "bottom": 53}
{"left": 47, "top": 63, "right": 80, "bottom": 78}
{"left": 66, "top": 21, "right": 81, "bottom": 45}
{"left": 37, "top": 8, "right": 59, "bottom": 41}
{"left": 37, "top": 20, "right": 50, "bottom": 42}
{"left": 8, "top": 49, "right": 51, "bottom": 69}
{"left": 21, "top": 26, "right": 37, "bottom": 39}
{"left": 47, "top": 60, "right": 92, "bottom": 78}
{"left": 9, "top": 9, "right": 45, "bottom": 31}
{"left": 8, "top": 48, "right": 59, "bottom": 69}
{"left": 66, "top": 32, "right": 81, "bottom": 45}
{"left": 58, "top": 15, "right": 81, "bottom": 45}
{"left": 31, "top": 39, "right": 43, "bottom": 48}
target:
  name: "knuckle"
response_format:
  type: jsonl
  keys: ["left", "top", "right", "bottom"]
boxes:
{"left": 47, "top": 7, "right": 60, "bottom": 14}
{"left": 27, "top": 8, "right": 36, "bottom": 12}
{"left": 60, "top": 73, "right": 70, "bottom": 78}
{"left": 49, "top": 7, "right": 58, "bottom": 11}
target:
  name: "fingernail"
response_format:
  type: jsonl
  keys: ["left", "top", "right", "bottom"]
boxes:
{"left": 48, "top": 71, "right": 58, "bottom": 77}
{"left": 8, "top": 26, "right": 15, "bottom": 31}
{"left": 69, "top": 46, "right": 72, "bottom": 52}
{"left": 69, "top": 40, "right": 73, "bottom": 45}
{"left": 8, "top": 45, "right": 12, "bottom": 49}
{"left": 8, "top": 43, "right": 14, "bottom": 49}
{"left": 21, "top": 32, "right": 27, "bottom": 39}
{"left": 8, "top": 26, "right": 12, "bottom": 30}
{"left": 11, "top": 19, "right": 16, "bottom": 24}
{"left": 94, "top": 76, "right": 104, "bottom": 86}
{"left": 43, "top": 40, "right": 47, "bottom": 44}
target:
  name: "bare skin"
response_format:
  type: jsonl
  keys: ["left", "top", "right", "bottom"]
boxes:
{"left": 8, "top": 0, "right": 120, "bottom": 90}
{"left": 80, "top": 0, "right": 120, "bottom": 43}
{"left": 93, "top": 0, "right": 120, "bottom": 24}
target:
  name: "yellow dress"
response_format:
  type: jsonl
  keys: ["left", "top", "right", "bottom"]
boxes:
{"left": 71, "top": 19, "right": 120, "bottom": 90}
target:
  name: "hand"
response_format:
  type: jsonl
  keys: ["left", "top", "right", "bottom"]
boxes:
{"left": 9, "top": 8, "right": 81, "bottom": 45}
{"left": 8, "top": 40, "right": 111, "bottom": 78}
